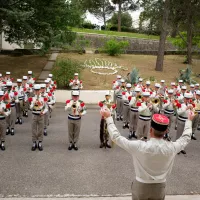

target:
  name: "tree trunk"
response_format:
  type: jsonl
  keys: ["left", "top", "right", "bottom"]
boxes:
{"left": 186, "top": 2, "right": 193, "bottom": 64}
{"left": 155, "top": 0, "right": 170, "bottom": 71}
{"left": 102, "top": 1, "right": 106, "bottom": 30}
{"left": 118, "top": 2, "right": 121, "bottom": 32}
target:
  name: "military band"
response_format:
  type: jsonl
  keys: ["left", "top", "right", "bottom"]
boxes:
{"left": 0, "top": 69, "right": 199, "bottom": 155}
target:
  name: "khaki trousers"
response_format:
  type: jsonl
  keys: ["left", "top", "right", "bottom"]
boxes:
{"left": 176, "top": 119, "right": 185, "bottom": 140}
{"left": 163, "top": 113, "right": 173, "bottom": 133}
{"left": 68, "top": 119, "right": 81, "bottom": 144}
{"left": 16, "top": 101, "right": 23, "bottom": 118}
{"left": 32, "top": 114, "right": 44, "bottom": 142}
{"left": 192, "top": 114, "right": 200, "bottom": 133}
{"left": 132, "top": 180, "right": 166, "bottom": 200}
{"left": 129, "top": 111, "right": 139, "bottom": 132}
{"left": 44, "top": 111, "right": 49, "bottom": 129}
{"left": 6, "top": 106, "right": 16, "bottom": 129}
{"left": 116, "top": 98, "right": 123, "bottom": 117}
{"left": 136, "top": 119, "right": 151, "bottom": 139}
{"left": 123, "top": 105, "right": 130, "bottom": 123}
{"left": 0, "top": 119, "right": 6, "bottom": 142}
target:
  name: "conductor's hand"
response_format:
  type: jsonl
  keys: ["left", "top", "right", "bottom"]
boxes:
{"left": 100, "top": 108, "right": 111, "bottom": 119}
{"left": 188, "top": 111, "right": 195, "bottom": 121}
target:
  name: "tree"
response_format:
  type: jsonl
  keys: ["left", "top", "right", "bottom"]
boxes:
{"left": 108, "top": 12, "right": 133, "bottom": 28}
{"left": 155, "top": 0, "right": 170, "bottom": 71}
{"left": 0, "top": 0, "right": 82, "bottom": 51}
{"left": 111, "top": 0, "right": 139, "bottom": 32}
{"left": 81, "top": 0, "right": 115, "bottom": 30}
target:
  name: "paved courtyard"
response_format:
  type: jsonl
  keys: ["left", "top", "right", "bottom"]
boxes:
{"left": 0, "top": 104, "right": 200, "bottom": 197}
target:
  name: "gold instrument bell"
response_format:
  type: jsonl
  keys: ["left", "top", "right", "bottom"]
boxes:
{"left": 151, "top": 98, "right": 160, "bottom": 105}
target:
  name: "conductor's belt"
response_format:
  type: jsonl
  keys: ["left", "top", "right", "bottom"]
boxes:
{"left": 68, "top": 114, "right": 81, "bottom": 120}
{"left": 164, "top": 109, "right": 174, "bottom": 114}
{"left": 139, "top": 115, "right": 151, "bottom": 121}
{"left": 178, "top": 115, "right": 187, "bottom": 122}
{"left": 131, "top": 107, "right": 138, "bottom": 112}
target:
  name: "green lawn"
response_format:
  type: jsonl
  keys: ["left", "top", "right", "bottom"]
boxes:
{"left": 72, "top": 27, "right": 160, "bottom": 40}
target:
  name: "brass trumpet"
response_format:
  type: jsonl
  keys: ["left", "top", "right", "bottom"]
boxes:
{"left": 72, "top": 102, "right": 77, "bottom": 110}
{"left": 151, "top": 98, "right": 160, "bottom": 105}
{"left": 136, "top": 95, "right": 142, "bottom": 101}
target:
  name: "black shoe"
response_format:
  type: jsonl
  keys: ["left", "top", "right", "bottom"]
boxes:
{"left": 19, "top": 118, "right": 22, "bottom": 125}
{"left": 106, "top": 143, "right": 111, "bottom": 148}
{"left": 15, "top": 118, "right": 19, "bottom": 124}
{"left": 1, "top": 142, "right": 5, "bottom": 151}
{"left": 44, "top": 129, "right": 47, "bottom": 136}
{"left": 144, "top": 137, "right": 147, "bottom": 140}
{"left": 197, "top": 127, "right": 200, "bottom": 131}
{"left": 38, "top": 142, "right": 43, "bottom": 151}
{"left": 126, "top": 123, "right": 129, "bottom": 129}
{"left": 100, "top": 143, "right": 104, "bottom": 148}
{"left": 25, "top": 112, "right": 28, "bottom": 117}
{"left": 128, "top": 132, "right": 133, "bottom": 139}
{"left": 68, "top": 143, "right": 73, "bottom": 150}
{"left": 6, "top": 128, "right": 10, "bottom": 135}
{"left": 123, "top": 123, "right": 126, "bottom": 129}
{"left": 175, "top": 125, "right": 177, "bottom": 130}
{"left": 120, "top": 116, "right": 123, "bottom": 121}
{"left": 191, "top": 133, "right": 197, "bottom": 140}
{"left": 181, "top": 150, "right": 186, "bottom": 154}
{"left": 132, "top": 131, "right": 137, "bottom": 139}
{"left": 31, "top": 142, "right": 37, "bottom": 151}
{"left": 116, "top": 117, "right": 120, "bottom": 121}
{"left": 11, "top": 128, "right": 15, "bottom": 136}
{"left": 73, "top": 143, "right": 78, "bottom": 151}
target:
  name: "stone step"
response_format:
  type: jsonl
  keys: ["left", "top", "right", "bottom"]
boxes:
{"left": 43, "top": 61, "right": 54, "bottom": 71}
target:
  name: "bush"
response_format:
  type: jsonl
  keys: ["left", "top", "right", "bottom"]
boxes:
{"left": 101, "top": 39, "right": 129, "bottom": 56}
{"left": 52, "top": 59, "right": 84, "bottom": 89}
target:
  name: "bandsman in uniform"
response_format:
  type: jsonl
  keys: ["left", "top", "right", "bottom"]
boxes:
{"left": 195, "top": 83, "right": 199, "bottom": 92}
{"left": 0, "top": 90, "right": 11, "bottom": 151}
{"left": 122, "top": 83, "right": 132, "bottom": 129}
{"left": 128, "top": 87, "right": 141, "bottom": 139}
{"left": 162, "top": 89, "right": 176, "bottom": 140}
{"left": 98, "top": 91, "right": 116, "bottom": 148}
{"left": 15, "top": 79, "right": 26, "bottom": 124}
{"left": 192, "top": 90, "right": 200, "bottom": 140}
{"left": 69, "top": 73, "right": 83, "bottom": 90}
{"left": 176, "top": 92, "right": 193, "bottom": 154}
{"left": 135, "top": 92, "right": 159, "bottom": 140}
{"left": 112, "top": 75, "right": 122, "bottom": 90}
{"left": 22, "top": 76, "right": 30, "bottom": 117}
{"left": 176, "top": 80, "right": 183, "bottom": 93}
{"left": 65, "top": 90, "right": 86, "bottom": 151}
{"left": 29, "top": 84, "right": 48, "bottom": 151}
{"left": 160, "top": 80, "right": 166, "bottom": 96}
{"left": 115, "top": 79, "right": 126, "bottom": 121}
{"left": 27, "top": 71, "right": 36, "bottom": 85}
{"left": 144, "top": 81, "right": 152, "bottom": 92}
{"left": 5, "top": 81, "right": 17, "bottom": 135}
{"left": 4, "top": 72, "right": 12, "bottom": 82}
{"left": 136, "top": 78, "right": 144, "bottom": 89}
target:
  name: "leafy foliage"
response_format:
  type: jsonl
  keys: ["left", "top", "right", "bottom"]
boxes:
{"left": 178, "top": 65, "right": 197, "bottom": 84}
{"left": 101, "top": 39, "right": 129, "bottom": 56}
{"left": 0, "top": 0, "right": 83, "bottom": 52}
{"left": 126, "top": 68, "right": 140, "bottom": 84}
{"left": 52, "top": 59, "right": 84, "bottom": 89}
{"left": 108, "top": 12, "right": 133, "bottom": 28}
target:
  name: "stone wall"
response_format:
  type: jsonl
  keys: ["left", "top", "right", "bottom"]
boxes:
{"left": 76, "top": 33, "right": 177, "bottom": 51}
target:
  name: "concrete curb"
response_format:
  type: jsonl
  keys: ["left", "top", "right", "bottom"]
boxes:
{"left": 1, "top": 195, "right": 200, "bottom": 199}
